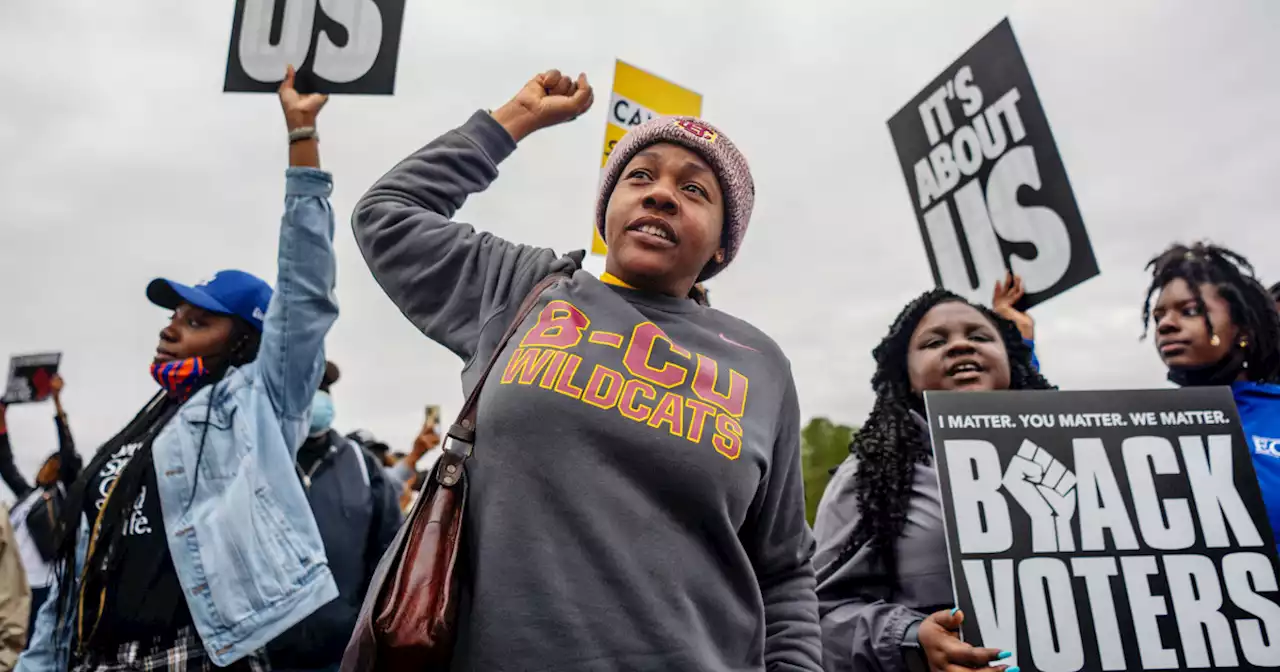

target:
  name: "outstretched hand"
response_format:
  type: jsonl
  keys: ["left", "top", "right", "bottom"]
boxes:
{"left": 492, "top": 69, "right": 594, "bottom": 142}
{"left": 278, "top": 65, "right": 329, "bottom": 131}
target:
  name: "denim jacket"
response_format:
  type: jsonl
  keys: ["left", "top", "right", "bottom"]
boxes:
{"left": 18, "top": 168, "right": 341, "bottom": 671}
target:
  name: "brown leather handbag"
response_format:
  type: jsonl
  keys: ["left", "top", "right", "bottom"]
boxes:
{"left": 341, "top": 272, "right": 569, "bottom": 672}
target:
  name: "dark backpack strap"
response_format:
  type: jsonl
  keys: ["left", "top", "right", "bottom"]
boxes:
{"left": 436, "top": 271, "right": 572, "bottom": 487}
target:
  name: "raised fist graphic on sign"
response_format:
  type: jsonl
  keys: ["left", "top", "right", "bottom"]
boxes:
{"left": 1002, "top": 439, "right": 1077, "bottom": 552}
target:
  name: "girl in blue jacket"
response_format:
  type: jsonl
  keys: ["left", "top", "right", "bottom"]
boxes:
{"left": 19, "top": 68, "right": 340, "bottom": 672}
{"left": 1142, "top": 242, "right": 1280, "bottom": 552}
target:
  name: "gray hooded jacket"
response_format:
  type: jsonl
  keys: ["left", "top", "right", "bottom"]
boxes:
{"left": 812, "top": 412, "right": 955, "bottom": 671}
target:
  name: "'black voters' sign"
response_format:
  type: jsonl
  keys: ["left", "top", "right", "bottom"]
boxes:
{"left": 888, "top": 19, "right": 1098, "bottom": 310}
{"left": 925, "top": 387, "right": 1280, "bottom": 672}
{"left": 224, "top": 0, "right": 407, "bottom": 94}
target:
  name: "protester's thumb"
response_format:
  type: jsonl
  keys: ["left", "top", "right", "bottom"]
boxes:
{"left": 569, "top": 74, "right": 593, "bottom": 113}
{"left": 939, "top": 607, "right": 964, "bottom": 631}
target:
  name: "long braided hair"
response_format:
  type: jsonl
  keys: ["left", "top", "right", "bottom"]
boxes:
{"left": 1141, "top": 242, "right": 1280, "bottom": 383}
{"left": 52, "top": 317, "right": 261, "bottom": 637}
{"left": 843, "top": 288, "right": 1052, "bottom": 590}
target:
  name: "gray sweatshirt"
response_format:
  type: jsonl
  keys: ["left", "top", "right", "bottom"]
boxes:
{"left": 352, "top": 111, "right": 822, "bottom": 672}
{"left": 812, "top": 413, "right": 954, "bottom": 672}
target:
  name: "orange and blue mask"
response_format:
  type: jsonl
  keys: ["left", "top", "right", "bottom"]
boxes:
{"left": 150, "top": 357, "right": 209, "bottom": 400}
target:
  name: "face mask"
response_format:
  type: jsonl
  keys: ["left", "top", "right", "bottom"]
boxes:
{"left": 151, "top": 357, "right": 209, "bottom": 401}
{"left": 310, "top": 390, "right": 335, "bottom": 435}
{"left": 1167, "top": 345, "right": 1247, "bottom": 387}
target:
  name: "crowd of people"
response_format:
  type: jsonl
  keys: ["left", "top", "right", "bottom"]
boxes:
{"left": 0, "top": 64, "right": 1275, "bottom": 672}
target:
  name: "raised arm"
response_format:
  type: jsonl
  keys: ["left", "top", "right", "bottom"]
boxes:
{"left": 256, "top": 66, "right": 339, "bottom": 453}
{"left": 746, "top": 377, "right": 823, "bottom": 671}
{"left": 352, "top": 70, "right": 591, "bottom": 362}
{"left": 49, "top": 376, "right": 80, "bottom": 486}
{"left": 0, "top": 406, "right": 33, "bottom": 500}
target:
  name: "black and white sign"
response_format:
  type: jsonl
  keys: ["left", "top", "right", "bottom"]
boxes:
{"left": 888, "top": 19, "right": 1098, "bottom": 310}
{"left": 925, "top": 387, "right": 1280, "bottom": 672}
{"left": 2, "top": 353, "right": 61, "bottom": 404}
{"left": 224, "top": 0, "right": 407, "bottom": 94}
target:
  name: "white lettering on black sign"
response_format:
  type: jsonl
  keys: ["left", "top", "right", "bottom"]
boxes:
{"left": 224, "top": 0, "right": 407, "bottom": 94}
{"left": 888, "top": 19, "right": 1098, "bottom": 309}
{"left": 926, "top": 387, "right": 1280, "bottom": 672}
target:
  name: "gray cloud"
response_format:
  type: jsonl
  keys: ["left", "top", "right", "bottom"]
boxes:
{"left": 1, "top": 0, "right": 1277, "bottom": 494}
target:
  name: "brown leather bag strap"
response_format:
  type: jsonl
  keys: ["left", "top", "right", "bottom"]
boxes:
{"left": 436, "top": 272, "right": 569, "bottom": 486}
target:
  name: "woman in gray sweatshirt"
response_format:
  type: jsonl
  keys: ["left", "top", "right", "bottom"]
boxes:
{"left": 813, "top": 289, "right": 1053, "bottom": 672}
{"left": 349, "top": 69, "right": 822, "bottom": 671}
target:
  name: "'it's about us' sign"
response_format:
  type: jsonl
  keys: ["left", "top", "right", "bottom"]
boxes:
{"left": 888, "top": 19, "right": 1098, "bottom": 310}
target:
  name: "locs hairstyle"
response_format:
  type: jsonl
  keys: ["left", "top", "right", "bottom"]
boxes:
{"left": 1141, "top": 242, "right": 1280, "bottom": 383}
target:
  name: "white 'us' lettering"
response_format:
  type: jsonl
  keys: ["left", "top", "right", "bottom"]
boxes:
{"left": 238, "top": 0, "right": 384, "bottom": 83}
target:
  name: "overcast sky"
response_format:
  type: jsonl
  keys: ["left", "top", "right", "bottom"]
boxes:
{"left": 1, "top": 1, "right": 1277, "bottom": 497}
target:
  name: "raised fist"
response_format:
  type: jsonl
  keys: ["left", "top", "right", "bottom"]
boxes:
{"left": 491, "top": 69, "right": 595, "bottom": 142}
{"left": 1002, "top": 439, "right": 1077, "bottom": 552}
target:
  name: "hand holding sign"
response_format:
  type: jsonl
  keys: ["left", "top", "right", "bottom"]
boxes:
{"left": 992, "top": 272, "right": 1034, "bottom": 341}
{"left": 1002, "top": 439, "right": 1077, "bottom": 553}
{"left": 918, "top": 609, "right": 1010, "bottom": 672}
{"left": 492, "top": 70, "right": 595, "bottom": 143}
{"left": 413, "top": 405, "right": 441, "bottom": 457}
{"left": 279, "top": 65, "right": 330, "bottom": 130}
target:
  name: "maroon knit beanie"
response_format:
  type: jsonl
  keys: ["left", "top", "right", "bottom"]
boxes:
{"left": 595, "top": 116, "right": 754, "bottom": 281}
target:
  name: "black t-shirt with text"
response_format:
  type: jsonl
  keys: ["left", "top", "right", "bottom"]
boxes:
{"left": 80, "top": 440, "right": 192, "bottom": 648}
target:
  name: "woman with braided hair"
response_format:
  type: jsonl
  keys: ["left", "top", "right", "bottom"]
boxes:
{"left": 1143, "top": 242, "right": 1280, "bottom": 553}
{"left": 19, "top": 68, "right": 341, "bottom": 672}
{"left": 813, "top": 289, "right": 1052, "bottom": 672}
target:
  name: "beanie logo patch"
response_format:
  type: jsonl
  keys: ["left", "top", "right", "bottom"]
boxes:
{"left": 673, "top": 119, "right": 717, "bottom": 144}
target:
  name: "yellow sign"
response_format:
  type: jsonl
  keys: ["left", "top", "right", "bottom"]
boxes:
{"left": 591, "top": 60, "right": 702, "bottom": 256}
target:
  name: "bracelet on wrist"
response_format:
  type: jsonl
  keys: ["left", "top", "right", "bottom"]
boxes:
{"left": 288, "top": 126, "right": 318, "bottom": 145}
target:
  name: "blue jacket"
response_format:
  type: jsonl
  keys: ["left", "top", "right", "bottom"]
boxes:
{"left": 1234, "top": 381, "right": 1280, "bottom": 553}
{"left": 267, "top": 431, "right": 403, "bottom": 671}
{"left": 18, "top": 168, "right": 341, "bottom": 671}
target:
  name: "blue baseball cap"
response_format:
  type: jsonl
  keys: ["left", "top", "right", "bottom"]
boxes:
{"left": 147, "top": 270, "right": 273, "bottom": 332}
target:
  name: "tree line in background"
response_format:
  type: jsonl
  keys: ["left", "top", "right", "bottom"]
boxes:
{"left": 800, "top": 417, "right": 857, "bottom": 525}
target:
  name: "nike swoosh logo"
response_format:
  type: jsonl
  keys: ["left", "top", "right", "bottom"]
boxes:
{"left": 719, "top": 333, "right": 758, "bottom": 352}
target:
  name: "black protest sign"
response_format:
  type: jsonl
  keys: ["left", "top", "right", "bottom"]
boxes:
{"left": 2, "top": 353, "right": 61, "bottom": 404}
{"left": 224, "top": 0, "right": 407, "bottom": 94}
{"left": 888, "top": 19, "right": 1098, "bottom": 310}
{"left": 925, "top": 387, "right": 1280, "bottom": 672}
